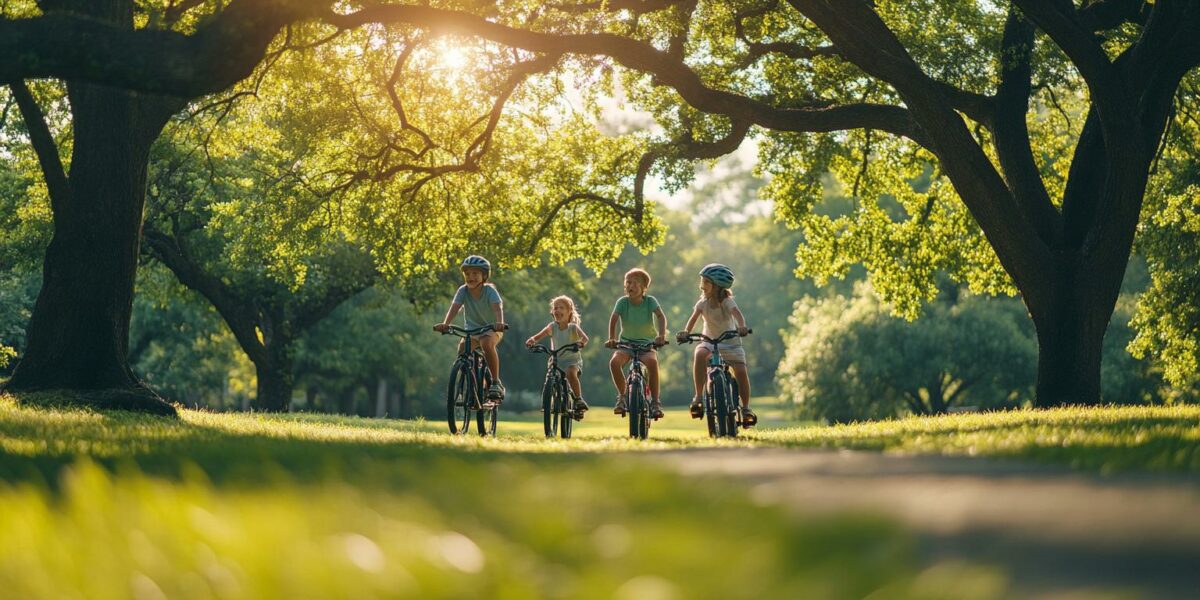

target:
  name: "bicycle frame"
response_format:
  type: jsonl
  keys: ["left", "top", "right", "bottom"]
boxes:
{"left": 679, "top": 329, "right": 751, "bottom": 437}
{"left": 529, "top": 342, "right": 582, "bottom": 439}
{"left": 440, "top": 324, "right": 501, "bottom": 436}
{"left": 614, "top": 340, "right": 663, "bottom": 439}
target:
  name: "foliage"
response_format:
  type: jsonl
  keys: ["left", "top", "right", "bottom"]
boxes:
{"left": 778, "top": 281, "right": 1036, "bottom": 423}
{"left": 129, "top": 263, "right": 247, "bottom": 409}
{"left": 1129, "top": 73, "right": 1200, "bottom": 391}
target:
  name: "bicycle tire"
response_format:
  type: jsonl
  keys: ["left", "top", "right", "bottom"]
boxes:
{"left": 559, "top": 380, "right": 573, "bottom": 440}
{"left": 720, "top": 376, "right": 739, "bottom": 439}
{"left": 477, "top": 361, "right": 497, "bottom": 437}
{"left": 627, "top": 379, "right": 647, "bottom": 439}
{"left": 446, "top": 361, "right": 472, "bottom": 435}
{"left": 704, "top": 372, "right": 720, "bottom": 437}
{"left": 542, "top": 372, "right": 558, "bottom": 438}
{"left": 713, "top": 372, "right": 730, "bottom": 437}
{"left": 478, "top": 404, "right": 497, "bottom": 437}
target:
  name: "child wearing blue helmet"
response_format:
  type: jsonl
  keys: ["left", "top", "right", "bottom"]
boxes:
{"left": 676, "top": 263, "right": 756, "bottom": 426}
{"left": 434, "top": 255, "right": 508, "bottom": 402}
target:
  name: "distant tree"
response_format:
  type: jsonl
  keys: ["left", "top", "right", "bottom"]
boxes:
{"left": 779, "top": 282, "right": 1037, "bottom": 422}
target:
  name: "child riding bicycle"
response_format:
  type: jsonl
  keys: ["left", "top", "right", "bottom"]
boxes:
{"left": 525, "top": 295, "right": 590, "bottom": 419}
{"left": 605, "top": 268, "right": 668, "bottom": 419}
{"left": 677, "top": 263, "right": 756, "bottom": 426}
{"left": 433, "top": 255, "right": 508, "bottom": 403}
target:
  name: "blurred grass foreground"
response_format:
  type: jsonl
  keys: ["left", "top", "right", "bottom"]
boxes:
{"left": 2, "top": 394, "right": 1197, "bottom": 598}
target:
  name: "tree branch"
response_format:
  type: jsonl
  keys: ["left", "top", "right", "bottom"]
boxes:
{"left": 785, "top": 0, "right": 1052, "bottom": 305}
{"left": 526, "top": 193, "right": 638, "bottom": 255}
{"left": 991, "top": 9, "right": 1060, "bottom": 245}
{"left": 6, "top": 79, "right": 70, "bottom": 212}
{"left": 325, "top": 5, "right": 929, "bottom": 145}
{"left": 142, "top": 227, "right": 268, "bottom": 364}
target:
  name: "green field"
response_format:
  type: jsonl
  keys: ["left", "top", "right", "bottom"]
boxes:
{"left": 2, "top": 394, "right": 1197, "bottom": 598}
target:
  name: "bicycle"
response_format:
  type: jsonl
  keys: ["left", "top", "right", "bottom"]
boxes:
{"left": 528, "top": 341, "right": 583, "bottom": 439}
{"left": 677, "top": 328, "right": 752, "bottom": 438}
{"left": 438, "top": 323, "right": 505, "bottom": 436}
{"left": 612, "top": 339, "right": 667, "bottom": 440}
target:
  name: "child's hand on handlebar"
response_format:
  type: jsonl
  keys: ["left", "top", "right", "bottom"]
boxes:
{"left": 524, "top": 337, "right": 536, "bottom": 348}
{"left": 604, "top": 339, "right": 617, "bottom": 349}
{"left": 675, "top": 331, "right": 690, "bottom": 344}
{"left": 492, "top": 323, "right": 508, "bottom": 332}
{"left": 738, "top": 326, "right": 749, "bottom": 337}
{"left": 654, "top": 335, "right": 668, "bottom": 347}
{"left": 433, "top": 323, "right": 449, "bottom": 333}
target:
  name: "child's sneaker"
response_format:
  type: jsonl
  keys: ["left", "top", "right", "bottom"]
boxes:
{"left": 689, "top": 397, "right": 703, "bottom": 419}
{"left": 613, "top": 394, "right": 627, "bottom": 416}
{"left": 573, "top": 397, "right": 589, "bottom": 420}
{"left": 741, "top": 406, "right": 758, "bottom": 427}
{"left": 487, "top": 380, "right": 505, "bottom": 400}
{"left": 650, "top": 398, "right": 664, "bottom": 419}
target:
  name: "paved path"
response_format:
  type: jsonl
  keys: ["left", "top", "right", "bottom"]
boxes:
{"left": 654, "top": 448, "right": 1200, "bottom": 599}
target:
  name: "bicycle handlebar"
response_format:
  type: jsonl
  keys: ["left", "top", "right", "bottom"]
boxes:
{"left": 437, "top": 323, "right": 507, "bottom": 337}
{"left": 528, "top": 342, "right": 582, "bottom": 356}
{"left": 613, "top": 340, "right": 668, "bottom": 353}
{"left": 676, "top": 328, "right": 753, "bottom": 344}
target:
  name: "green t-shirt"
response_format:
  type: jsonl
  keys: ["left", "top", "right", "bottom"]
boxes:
{"left": 613, "top": 295, "right": 661, "bottom": 342}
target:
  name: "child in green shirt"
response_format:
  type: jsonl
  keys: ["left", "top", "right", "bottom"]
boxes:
{"left": 604, "top": 268, "right": 668, "bottom": 418}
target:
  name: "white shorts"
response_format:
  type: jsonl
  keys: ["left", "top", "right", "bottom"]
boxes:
{"left": 696, "top": 342, "right": 746, "bottom": 365}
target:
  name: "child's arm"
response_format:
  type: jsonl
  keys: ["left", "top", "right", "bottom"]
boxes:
{"left": 731, "top": 305, "right": 749, "bottom": 336}
{"left": 487, "top": 286, "right": 507, "bottom": 331}
{"left": 605, "top": 312, "right": 619, "bottom": 348}
{"left": 676, "top": 307, "right": 702, "bottom": 342}
{"left": 491, "top": 301, "right": 506, "bottom": 331}
{"left": 434, "top": 302, "right": 463, "bottom": 332}
{"left": 574, "top": 323, "right": 590, "bottom": 347}
{"left": 653, "top": 306, "right": 668, "bottom": 345}
{"left": 525, "top": 324, "right": 552, "bottom": 347}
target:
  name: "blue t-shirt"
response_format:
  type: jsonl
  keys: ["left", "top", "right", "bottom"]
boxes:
{"left": 613, "top": 295, "right": 661, "bottom": 342}
{"left": 453, "top": 284, "right": 503, "bottom": 330}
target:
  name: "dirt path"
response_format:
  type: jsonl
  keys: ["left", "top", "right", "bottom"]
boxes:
{"left": 654, "top": 448, "right": 1200, "bottom": 599}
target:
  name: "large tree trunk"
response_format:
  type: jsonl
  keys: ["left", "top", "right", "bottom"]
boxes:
{"left": 1027, "top": 250, "right": 1129, "bottom": 407}
{"left": 5, "top": 79, "right": 175, "bottom": 415}
{"left": 253, "top": 342, "right": 295, "bottom": 413}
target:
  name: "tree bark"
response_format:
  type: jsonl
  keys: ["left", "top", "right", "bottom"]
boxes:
{"left": 5, "top": 79, "right": 176, "bottom": 415}
{"left": 252, "top": 340, "right": 295, "bottom": 413}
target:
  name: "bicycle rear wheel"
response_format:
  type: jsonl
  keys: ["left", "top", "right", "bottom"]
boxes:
{"left": 446, "top": 362, "right": 472, "bottom": 435}
{"left": 477, "top": 362, "right": 497, "bottom": 437}
{"left": 542, "top": 373, "right": 558, "bottom": 438}
{"left": 478, "top": 405, "right": 497, "bottom": 437}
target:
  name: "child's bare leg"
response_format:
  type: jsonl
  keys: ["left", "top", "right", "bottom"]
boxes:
{"left": 565, "top": 366, "right": 583, "bottom": 399}
{"left": 693, "top": 347, "right": 710, "bottom": 398}
{"left": 732, "top": 363, "right": 751, "bottom": 407}
{"left": 609, "top": 352, "right": 630, "bottom": 395}
{"left": 642, "top": 352, "right": 660, "bottom": 401}
{"left": 480, "top": 334, "right": 500, "bottom": 381}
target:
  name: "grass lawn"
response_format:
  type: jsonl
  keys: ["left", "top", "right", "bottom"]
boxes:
{"left": 2, "top": 393, "right": 1196, "bottom": 598}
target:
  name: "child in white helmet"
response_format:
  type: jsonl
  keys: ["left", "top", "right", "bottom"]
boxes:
{"left": 676, "top": 263, "right": 755, "bottom": 426}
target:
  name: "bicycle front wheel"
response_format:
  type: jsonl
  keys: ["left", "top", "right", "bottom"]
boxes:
{"left": 477, "top": 362, "right": 497, "bottom": 437}
{"left": 542, "top": 373, "right": 558, "bottom": 438}
{"left": 446, "top": 362, "right": 472, "bottom": 435}
{"left": 726, "top": 376, "right": 740, "bottom": 438}
{"left": 627, "top": 382, "right": 648, "bottom": 440}
{"left": 712, "top": 372, "right": 731, "bottom": 437}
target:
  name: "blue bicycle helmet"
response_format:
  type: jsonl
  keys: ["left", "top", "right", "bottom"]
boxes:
{"left": 460, "top": 255, "right": 491, "bottom": 278}
{"left": 699, "top": 263, "right": 734, "bottom": 289}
